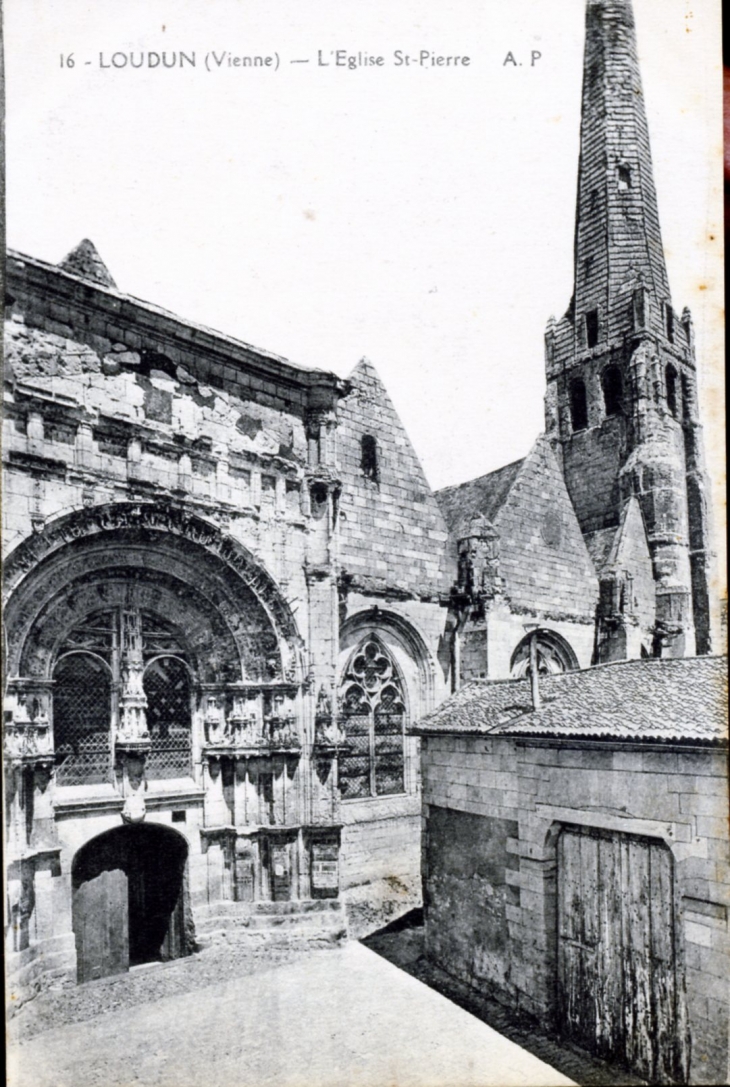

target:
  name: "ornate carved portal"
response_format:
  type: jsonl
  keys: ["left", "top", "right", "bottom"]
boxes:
{"left": 3, "top": 511, "right": 344, "bottom": 942}
{"left": 4, "top": 513, "right": 306, "bottom": 788}
{"left": 338, "top": 636, "right": 406, "bottom": 799}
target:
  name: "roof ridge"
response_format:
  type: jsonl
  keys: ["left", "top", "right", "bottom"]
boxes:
{"left": 435, "top": 456, "right": 526, "bottom": 497}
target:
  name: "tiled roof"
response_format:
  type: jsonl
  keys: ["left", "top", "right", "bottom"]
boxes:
{"left": 435, "top": 459, "right": 524, "bottom": 542}
{"left": 414, "top": 656, "right": 728, "bottom": 744}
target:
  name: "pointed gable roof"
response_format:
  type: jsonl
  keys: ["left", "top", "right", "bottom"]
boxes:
{"left": 336, "top": 357, "right": 450, "bottom": 598}
{"left": 605, "top": 495, "right": 650, "bottom": 569}
{"left": 584, "top": 495, "right": 652, "bottom": 577}
{"left": 436, "top": 437, "right": 598, "bottom": 619}
{"left": 57, "top": 239, "right": 117, "bottom": 289}
{"left": 435, "top": 458, "right": 524, "bottom": 543}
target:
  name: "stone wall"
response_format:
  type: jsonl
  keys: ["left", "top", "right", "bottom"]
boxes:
{"left": 559, "top": 405, "right": 625, "bottom": 534}
{"left": 4, "top": 309, "right": 311, "bottom": 576}
{"left": 421, "top": 732, "right": 730, "bottom": 1085}
{"left": 3, "top": 251, "right": 349, "bottom": 1002}
{"left": 337, "top": 357, "right": 449, "bottom": 601}
{"left": 494, "top": 438, "right": 598, "bottom": 620}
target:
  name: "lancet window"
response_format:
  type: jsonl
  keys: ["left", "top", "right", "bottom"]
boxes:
{"left": 570, "top": 378, "right": 588, "bottom": 432}
{"left": 602, "top": 365, "right": 623, "bottom": 417}
{"left": 338, "top": 637, "right": 406, "bottom": 799}
{"left": 666, "top": 364, "right": 679, "bottom": 418}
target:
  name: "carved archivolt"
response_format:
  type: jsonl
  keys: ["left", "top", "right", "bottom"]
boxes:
{"left": 3, "top": 503, "right": 304, "bottom": 684}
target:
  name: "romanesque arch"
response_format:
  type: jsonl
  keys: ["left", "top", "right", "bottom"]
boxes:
{"left": 3, "top": 504, "right": 307, "bottom": 788}
{"left": 3, "top": 502, "right": 304, "bottom": 683}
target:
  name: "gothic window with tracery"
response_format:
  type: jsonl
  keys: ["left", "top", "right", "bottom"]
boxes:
{"left": 338, "top": 637, "right": 406, "bottom": 799}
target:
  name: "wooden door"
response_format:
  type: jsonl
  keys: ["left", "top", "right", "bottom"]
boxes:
{"left": 73, "top": 867, "right": 129, "bottom": 983}
{"left": 270, "top": 840, "right": 292, "bottom": 901}
{"left": 557, "top": 826, "right": 687, "bottom": 1084}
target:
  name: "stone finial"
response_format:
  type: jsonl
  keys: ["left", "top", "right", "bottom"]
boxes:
{"left": 58, "top": 239, "right": 117, "bottom": 289}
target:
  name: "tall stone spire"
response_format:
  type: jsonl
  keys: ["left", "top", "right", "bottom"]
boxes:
{"left": 573, "top": 0, "right": 670, "bottom": 342}
{"left": 543, "top": 0, "right": 714, "bottom": 660}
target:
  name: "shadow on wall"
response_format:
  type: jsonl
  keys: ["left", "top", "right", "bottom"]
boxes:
{"left": 343, "top": 874, "right": 423, "bottom": 941}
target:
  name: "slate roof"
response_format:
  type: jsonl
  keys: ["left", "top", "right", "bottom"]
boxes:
{"left": 414, "top": 656, "right": 728, "bottom": 744}
{"left": 435, "top": 458, "right": 524, "bottom": 541}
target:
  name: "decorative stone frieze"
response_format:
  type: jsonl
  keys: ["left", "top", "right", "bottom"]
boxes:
{"left": 313, "top": 686, "right": 345, "bottom": 750}
{"left": 200, "top": 684, "right": 302, "bottom": 756}
{"left": 3, "top": 679, "right": 54, "bottom": 766}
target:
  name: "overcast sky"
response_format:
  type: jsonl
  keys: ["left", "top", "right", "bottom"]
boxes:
{"left": 4, "top": 0, "right": 725, "bottom": 573}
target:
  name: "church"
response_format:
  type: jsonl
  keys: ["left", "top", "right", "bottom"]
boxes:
{"left": 3, "top": 0, "right": 719, "bottom": 1003}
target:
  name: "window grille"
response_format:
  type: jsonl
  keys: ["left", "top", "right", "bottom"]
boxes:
{"left": 143, "top": 656, "right": 193, "bottom": 778}
{"left": 51, "top": 609, "right": 193, "bottom": 785}
{"left": 339, "top": 637, "right": 406, "bottom": 798}
{"left": 53, "top": 652, "right": 112, "bottom": 785}
{"left": 339, "top": 687, "right": 372, "bottom": 799}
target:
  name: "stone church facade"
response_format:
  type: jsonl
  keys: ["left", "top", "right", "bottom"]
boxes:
{"left": 3, "top": 243, "right": 450, "bottom": 997}
{"left": 3, "top": 0, "right": 719, "bottom": 1004}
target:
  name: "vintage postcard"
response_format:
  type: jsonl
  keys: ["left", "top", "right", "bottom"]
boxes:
{"left": 3, "top": 1, "right": 727, "bottom": 1085}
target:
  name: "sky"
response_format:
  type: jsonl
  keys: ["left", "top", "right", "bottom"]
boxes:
{"left": 4, "top": 0, "right": 725, "bottom": 578}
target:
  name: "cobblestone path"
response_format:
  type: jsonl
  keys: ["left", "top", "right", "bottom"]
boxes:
{"left": 8, "top": 942, "right": 573, "bottom": 1087}
{"left": 363, "top": 914, "right": 647, "bottom": 1087}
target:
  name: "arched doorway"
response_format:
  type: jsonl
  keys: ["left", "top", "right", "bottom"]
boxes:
{"left": 72, "top": 823, "right": 191, "bottom": 983}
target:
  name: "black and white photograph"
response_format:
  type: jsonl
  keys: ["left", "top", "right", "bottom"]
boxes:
{"left": 3, "top": 1, "right": 727, "bottom": 1084}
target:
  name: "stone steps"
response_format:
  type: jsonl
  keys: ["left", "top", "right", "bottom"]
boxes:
{"left": 193, "top": 898, "right": 347, "bottom": 949}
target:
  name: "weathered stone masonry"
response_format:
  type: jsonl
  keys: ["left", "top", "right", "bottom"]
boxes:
{"left": 3, "top": 0, "right": 722, "bottom": 1018}
{"left": 544, "top": 0, "right": 714, "bottom": 661}
{"left": 3, "top": 242, "right": 450, "bottom": 1000}
{"left": 3, "top": 244, "right": 350, "bottom": 1000}
{"left": 417, "top": 658, "right": 729, "bottom": 1086}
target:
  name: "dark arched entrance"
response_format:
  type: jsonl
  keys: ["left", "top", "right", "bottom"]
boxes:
{"left": 72, "top": 823, "right": 191, "bottom": 983}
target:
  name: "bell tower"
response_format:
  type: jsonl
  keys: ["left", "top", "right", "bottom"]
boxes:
{"left": 544, "top": 0, "right": 713, "bottom": 657}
